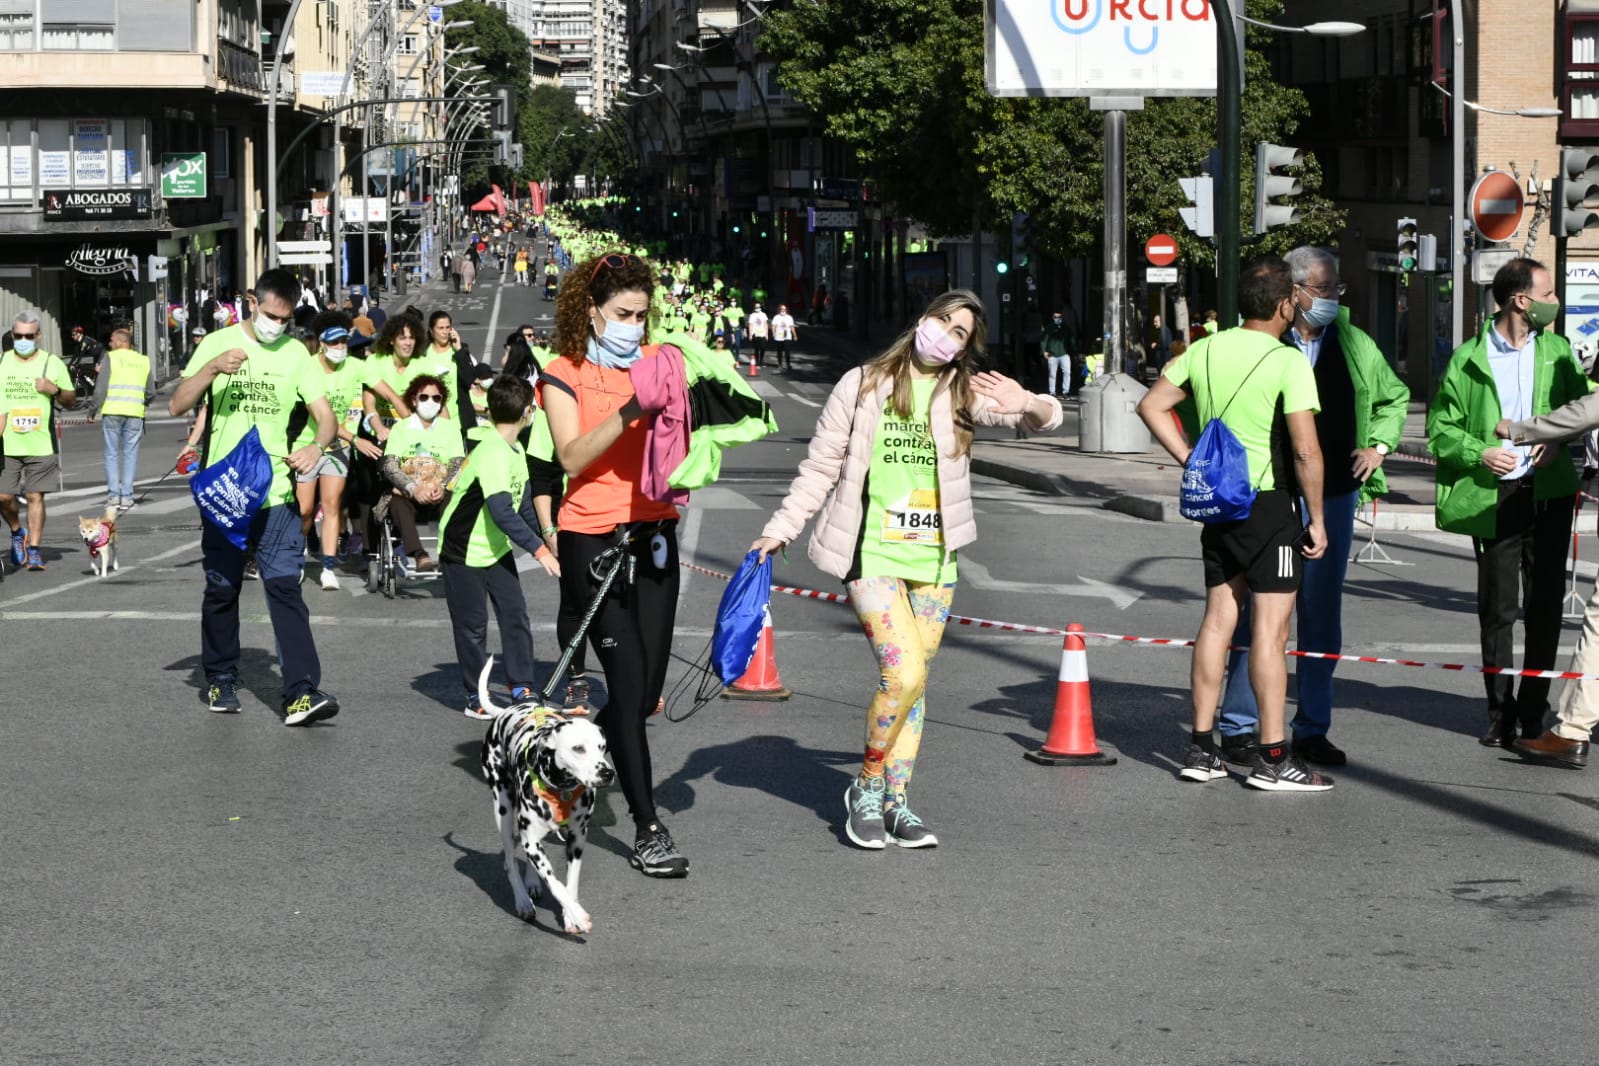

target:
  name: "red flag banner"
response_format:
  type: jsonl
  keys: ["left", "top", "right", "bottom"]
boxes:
{"left": 529, "top": 181, "right": 546, "bottom": 216}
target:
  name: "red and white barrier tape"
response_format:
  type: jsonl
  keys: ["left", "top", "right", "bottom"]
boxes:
{"left": 679, "top": 558, "right": 1599, "bottom": 681}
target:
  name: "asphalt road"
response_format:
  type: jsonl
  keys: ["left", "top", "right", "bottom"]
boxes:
{"left": 9, "top": 267, "right": 1599, "bottom": 1066}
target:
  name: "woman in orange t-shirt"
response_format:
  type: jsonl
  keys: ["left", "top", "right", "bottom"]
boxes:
{"left": 538, "top": 251, "right": 688, "bottom": 879}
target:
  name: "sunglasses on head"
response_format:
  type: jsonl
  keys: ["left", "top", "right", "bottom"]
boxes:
{"left": 589, "top": 253, "right": 640, "bottom": 284}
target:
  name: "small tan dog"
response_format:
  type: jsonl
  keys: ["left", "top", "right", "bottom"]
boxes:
{"left": 79, "top": 511, "right": 119, "bottom": 578}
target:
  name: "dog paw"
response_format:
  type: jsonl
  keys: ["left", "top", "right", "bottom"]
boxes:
{"left": 562, "top": 907, "right": 592, "bottom": 935}
{"left": 514, "top": 897, "right": 537, "bottom": 921}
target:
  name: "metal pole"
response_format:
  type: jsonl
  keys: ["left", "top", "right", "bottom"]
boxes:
{"left": 1213, "top": 0, "right": 1241, "bottom": 328}
{"left": 265, "top": 0, "right": 306, "bottom": 270}
{"left": 385, "top": 145, "right": 395, "bottom": 293}
{"left": 361, "top": 120, "right": 371, "bottom": 295}
{"left": 1450, "top": 0, "right": 1465, "bottom": 348}
{"left": 332, "top": 107, "right": 343, "bottom": 292}
{"left": 1103, "top": 106, "right": 1127, "bottom": 375}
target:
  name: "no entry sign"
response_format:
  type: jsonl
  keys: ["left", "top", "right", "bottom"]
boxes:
{"left": 1469, "top": 171, "right": 1525, "bottom": 244}
{"left": 1145, "top": 233, "right": 1179, "bottom": 267}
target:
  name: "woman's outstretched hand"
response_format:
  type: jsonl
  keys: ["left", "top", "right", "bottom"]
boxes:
{"left": 750, "top": 536, "right": 784, "bottom": 563}
{"left": 971, "top": 371, "right": 1031, "bottom": 414}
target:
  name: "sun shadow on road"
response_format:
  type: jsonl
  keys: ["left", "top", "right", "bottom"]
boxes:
{"left": 440, "top": 830, "right": 589, "bottom": 939}
{"left": 655, "top": 733, "right": 860, "bottom": 842}
{"left": 164, "top": 648, "right": 292, "bottom": 713}
{"left": 967, "top": 675, "right": 1191, "bottom": 772}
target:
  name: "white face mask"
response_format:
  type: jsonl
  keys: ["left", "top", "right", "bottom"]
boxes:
{"left": 415, "top": 399, "right": 442, "bottom": 421}
{"left": 253, "top": 314, "right": 286, "bottom": 344}
{"left": 323, "top": 345, "right": 348, "bottom": 365}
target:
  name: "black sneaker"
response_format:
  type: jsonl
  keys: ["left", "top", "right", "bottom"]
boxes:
{"left": 207, "top": 677, "right": 242, "bottom": 714}
{"left": 884, "top": 805, "right": 938, "bottom": 848}
{"left": 565, "top": 674, "right": 591, "bottom": 711}
{"left": 844, "top": 775, "right": 887, "bottom": 849}
{"left": 1219, "top": 732, "right": 1259, "bottom": 765}
{"left": 1291, "top": 735, "right": 1347, "bottom": 766}
{"left": 1244, "top": 753, "right": 1334, "bottom": 792}
{"left": 283, "top": 689, "right": 340, "bottom": 726}
{"left": 630, "top": 822, "right": 689, "bottom": 877}
{"left": 1178, "top": 742, "right": 1229, "bottom": 782}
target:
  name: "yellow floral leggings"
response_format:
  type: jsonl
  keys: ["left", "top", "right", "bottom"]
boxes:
{"left": 846, "top": 576, "right": 957, "bottom": 800}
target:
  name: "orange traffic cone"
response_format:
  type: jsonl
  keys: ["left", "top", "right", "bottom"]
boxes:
{"left": 1025, "top": 623, "right": 1117, "bottom": 766}
{"left": 722, "top": 606, "right": 791, "bottom": 701}
{"left": 747, "top": 356, "right": 759, "bottom": 378}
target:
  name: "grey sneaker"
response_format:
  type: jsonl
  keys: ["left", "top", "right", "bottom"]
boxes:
{"left": 630, "top": 822, "right": 689, "bottom": 877}
{"left": 844, "top": 775, "right": 887, "bottom": 849}
{"left": 884, "top": 804, "right": 938, "bottom": 848}
{"left": 1178, "top": 742, "right": 1229, "bottom": 782}
{"left": 1244, "top": 753, "right": 1334, "bottom": 793}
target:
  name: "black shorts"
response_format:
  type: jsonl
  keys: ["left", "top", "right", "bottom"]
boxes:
{"left": 1199, "top": 489, "right": 1304, "bottom": 593}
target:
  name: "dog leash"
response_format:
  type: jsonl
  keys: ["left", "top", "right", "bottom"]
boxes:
{"left": 534, "top": 529, "right": 637, "bottom": 707}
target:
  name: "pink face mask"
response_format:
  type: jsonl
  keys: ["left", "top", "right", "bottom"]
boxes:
{"left": 914, "top": 316, "right": 965, "bottom": 365}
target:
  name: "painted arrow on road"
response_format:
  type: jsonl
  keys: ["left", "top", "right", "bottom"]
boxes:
{"left": 960, "top": 558, "right": 1144, "bottom": 609}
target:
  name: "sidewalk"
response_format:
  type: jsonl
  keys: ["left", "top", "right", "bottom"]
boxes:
{"left": 969, "top": 398, "right": 1461, "bottom": 531}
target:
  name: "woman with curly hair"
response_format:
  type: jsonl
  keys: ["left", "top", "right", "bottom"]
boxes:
{"left": 751, "top": 290, "right": 1063, "bottom": 850}
{"left": 538, "top": 251, "right": 690, "bottom": 878}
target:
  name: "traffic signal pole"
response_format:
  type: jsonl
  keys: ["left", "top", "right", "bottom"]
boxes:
{"left": 1213, "top": 0, "right": 1241, "bottom": 329}
{"left": 1092, "top": 97, "right": 1138, "bottom": 374}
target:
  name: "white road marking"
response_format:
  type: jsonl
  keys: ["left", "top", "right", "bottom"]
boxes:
{"left": 482, "top": 269, "right": 509, "bottom": 359}
{"left": 960, "top": 556, "right": 1144, "bottom": 609}
{"left": 790, "top": 395, "right": 822, "bottom": 408}
{"left": 3, "top": 538, "right": 202, "bottom": 605}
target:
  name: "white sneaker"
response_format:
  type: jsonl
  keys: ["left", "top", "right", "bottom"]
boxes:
{"left": 319, "top": 567, "right": 341, "bottom": 591}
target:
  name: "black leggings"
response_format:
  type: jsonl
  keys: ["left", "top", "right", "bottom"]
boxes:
{"left": 557, "top": 523, "right": 679, "bottom": 831}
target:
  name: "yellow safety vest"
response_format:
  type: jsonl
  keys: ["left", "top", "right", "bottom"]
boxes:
{"left": 101, "top": 348, "right": 151, "bottom": 418}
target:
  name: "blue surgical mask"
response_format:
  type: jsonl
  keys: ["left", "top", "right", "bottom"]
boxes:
{"left": 1303, "top": 297, "right": 1339, "bottom": 329}
{"left": 589, "top": 316, "right": 644, "bottom": 367}
{"left": 12, "top": 337, "right": 36, "bottom": 356}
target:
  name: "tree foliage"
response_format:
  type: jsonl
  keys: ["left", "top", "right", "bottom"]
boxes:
{"left": 761, "top": 0, "right": 1343, "bottom": 266}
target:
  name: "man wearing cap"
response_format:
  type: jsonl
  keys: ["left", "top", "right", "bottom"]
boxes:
{"left": 87, "top": 326, "right": 156, "bottom": 511}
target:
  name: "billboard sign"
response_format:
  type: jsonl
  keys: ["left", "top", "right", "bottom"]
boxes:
{"left": 985, "top": 0, "right": 1217, "bottom": 97}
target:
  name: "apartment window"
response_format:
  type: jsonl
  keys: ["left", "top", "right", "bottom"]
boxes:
{"left": 396, "top": 33, "right": 419, "bottom": 55}
{"left": 44, "top": 0, "right": 113, "bottom": 49}
{"left": 1564, "top": 6, "right": 1599, "bottom": 137}
{"left": 121, "top": 0, "right": 192, "bottom": 50}
{"left": 0, "top": 0, "right": 34, "bottom": 51}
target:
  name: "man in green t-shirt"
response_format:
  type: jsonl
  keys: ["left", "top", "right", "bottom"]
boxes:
{"left": 438, "top": 375, "right": 559, "bottom": 718}
{"left": 1138, "top": 255, "right": 1332, "bottom": 793}
{"left": 168, "top": 269, "right": 342, "bottom": 726}
{"left": 0, "top": 309, "right": 76, "bottom": 571}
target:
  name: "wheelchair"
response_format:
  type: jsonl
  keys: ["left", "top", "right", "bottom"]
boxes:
{"left": 364, "top": 496, "right": 442, "bottom": 599}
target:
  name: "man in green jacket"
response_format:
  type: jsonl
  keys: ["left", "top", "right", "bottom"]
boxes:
{"left": 1216, "top": 247, "right": 1411, "bottom": 767}
{"left": 1427, "top": 256, "right": 1591, "bottom": 748}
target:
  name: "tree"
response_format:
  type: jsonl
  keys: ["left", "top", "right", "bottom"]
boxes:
{"left": 444, "top": 2, "right": 533, "bottom": 195}
{"left": 761, "top": 0, "right": 1343, "bottom": 266}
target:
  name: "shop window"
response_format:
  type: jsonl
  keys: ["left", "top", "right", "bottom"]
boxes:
{"left": 0, "top": 119, "right": 32, "bottom": 204}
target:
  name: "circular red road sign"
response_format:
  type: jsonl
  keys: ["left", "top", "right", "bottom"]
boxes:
{"left": 1469, "top": 171, "right": 1526, "bottom": 244}
{"left": 1145, "top": 233, "right": 1179, "bottom": 266}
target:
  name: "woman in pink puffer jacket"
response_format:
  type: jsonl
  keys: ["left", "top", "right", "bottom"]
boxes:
{"left": 751, "top": 289, "right": 1062, "bottom": 850}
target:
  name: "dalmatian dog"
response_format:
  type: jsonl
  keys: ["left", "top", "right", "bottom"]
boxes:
{"left": 478, "top": 658, "right": 614, "bottom": 933}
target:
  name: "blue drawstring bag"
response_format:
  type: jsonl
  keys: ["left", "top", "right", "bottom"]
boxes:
{"left": 191, "top": 426, "right": 274, "bottom": 550}
{"left": 711, "top": 549, "right": 773, "bottom": 684}
{"left": 1179, "top": 347, "right": 1274, "bottom": 524}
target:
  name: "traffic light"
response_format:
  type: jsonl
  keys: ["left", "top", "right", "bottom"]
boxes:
{"left": 490, "top": 84, "right": 516, "bottom": 130}
{"left": 1179, "top": 176, "right": 1214, "bottom": 238}
{"left": 996, "top": 260, "right": 1010, "bottom": 275}
{"left": 1557, "top": 148, "right": 1599, "bottom": 237}
{"left": 1252, "top": 142, "right": 1304, "bottom": 233}
{"left": 1396, "top": 217, "right": 1418, "bottom": 271}
{"left": 492, "top": 129, "right": 512, "bottom": 165}
{"left": 1010, "top": 211, "right": 1033, "bottom": 268}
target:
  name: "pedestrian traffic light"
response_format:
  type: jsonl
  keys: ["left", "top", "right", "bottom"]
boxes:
{"left": 1010, "top": 211, "right": 1034, "bottom": 268}
{"left": 490, "top": 84, "right": 516, "bottom": 130}
{"left": 995, "top": 260, "right": 1010, "bottom": 275}
{"left": 1178, "top": 176, "right": 1214, "bottom": 239}
{"left": 1252, "top": 142, "right": 1304, "bottom": 234}
{"left": 492, "top": 129, "right": 513, "bottom": 165}
{"left": 1396, "top": 217, "right": 1419, "bottom": 271}
{"left": 1557, "top": 148, "right": 1599, "bottom": 237}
